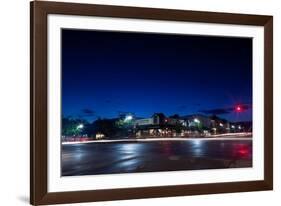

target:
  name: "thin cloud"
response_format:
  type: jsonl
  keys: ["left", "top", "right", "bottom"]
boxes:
{"left": 199, "top": 104, "right": 252, "bottom": 115}
{"left": 199, "top": 108, "right": 233, "bottom": 115}
{"left": 80, "top": 108, "right": 96, "bottom": 117}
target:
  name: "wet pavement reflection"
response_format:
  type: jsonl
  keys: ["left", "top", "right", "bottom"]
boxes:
{"left": 62, "top": 139, "right": 252, "bottom": 176}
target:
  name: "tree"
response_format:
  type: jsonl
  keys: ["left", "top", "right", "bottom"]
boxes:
{"left": 86, "top": 118, "right": 122, "bottom": 138}
{"left": 170, "top": 114, "right": 180, "bottom": 119}
{"left": 62, "top": 117, "right": 88, "bottom": 136}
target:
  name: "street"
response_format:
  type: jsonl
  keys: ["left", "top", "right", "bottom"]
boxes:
{"left": 62, "top": 137, "right": 252, "bottom": 176}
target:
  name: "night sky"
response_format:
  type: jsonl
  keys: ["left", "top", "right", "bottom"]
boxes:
{"left": 62, "top": 29, "right": 252, "bottom": 122}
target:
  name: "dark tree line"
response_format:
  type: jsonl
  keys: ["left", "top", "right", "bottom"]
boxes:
{"left": 62, "top": 117, "right": 130, "bottom": 139}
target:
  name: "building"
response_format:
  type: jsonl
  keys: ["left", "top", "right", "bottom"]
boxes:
{"left": 128, "top": 112, "right": 249, "bottom": 138}
{"left": 181, "top": 114, "right": 212, "bottom": 129}
{"left": 133, "top": 113, "right": 188, "bottom": 137}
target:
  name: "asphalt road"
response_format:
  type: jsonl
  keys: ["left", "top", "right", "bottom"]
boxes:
{"left": 61, "top": 138, "right": 252, "bottom": 176}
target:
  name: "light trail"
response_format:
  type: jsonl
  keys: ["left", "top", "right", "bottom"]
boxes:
{"left": 62, "top": 134, "right": 252, "bottom": 145}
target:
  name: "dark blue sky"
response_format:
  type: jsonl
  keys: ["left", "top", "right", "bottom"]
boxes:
{"left": 62, "top": 29, "right": 252, "bottom": 122}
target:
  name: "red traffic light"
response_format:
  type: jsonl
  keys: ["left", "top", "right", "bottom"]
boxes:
{"left": 235, "top": 105, "right": 242, "bottom": 112}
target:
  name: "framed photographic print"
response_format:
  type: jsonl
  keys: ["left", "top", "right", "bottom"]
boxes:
{"left": 30, "top": 1, "right": 273, "bottom": 205}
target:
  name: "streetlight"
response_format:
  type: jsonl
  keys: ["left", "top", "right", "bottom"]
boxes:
{"left": 77, "top": 124, "right": 84, "bottom": 130}
{"left": 76, "top": 124, "right": 84, "bottom": 137}
{"left": 193, "top": 118, "right": 201, "bottom": 132}
{"left": 219, "top": 123, "right": 224, "bottom": 127}
{"left": 194, "top": 118, "right": 200, "bottom": 124}
{"left": 124, "top": 115, "right": 133, "bottom": 122}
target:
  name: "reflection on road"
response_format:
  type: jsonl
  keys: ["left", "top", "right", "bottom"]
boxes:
{"left": 62, "top": 138, "right": 252, "bottom": 176}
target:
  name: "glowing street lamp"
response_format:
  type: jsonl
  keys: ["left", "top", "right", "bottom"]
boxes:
{"left": 219, "top": 123, "right": 224, "bottom": 127}
{"left": 77, "top": 124, "right": 84, "bottom": 130}
{"left": 124, "top": 115, "right": 133, "bottom": 122}
{"left": 194, "top": 118, "right": 200, "bottom": 124}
